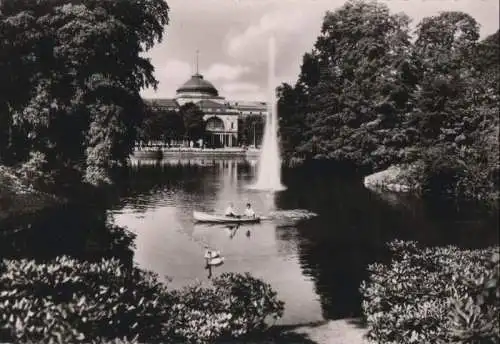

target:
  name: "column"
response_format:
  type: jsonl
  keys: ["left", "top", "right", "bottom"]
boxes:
{"left": 229, "top": 134, "right": 232, "bottom": 147}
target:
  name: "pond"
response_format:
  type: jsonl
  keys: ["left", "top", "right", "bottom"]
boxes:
{"left": 0, "top": 158, "right": 497, "bottom": 325}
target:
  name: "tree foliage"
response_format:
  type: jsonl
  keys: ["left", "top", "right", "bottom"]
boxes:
{"left": 238, "top": 115, "right": 265, "bottom": 146}
{"left": 280, "top": 0, "right": 414, "bottom": 167}
{"left": 277, "top": 82, "right": 308, "bottom": 160}
{"left": 0, "top": 0, "right": 169, "bottom": 190}
{"left": 179, "top": 102, "right": 205, "bottom": 141}
{"left": 277, "top": 0, "right": 499, "bottom": 201}
{"left": 137, "top": 105, "right": 184, "bottom": 144}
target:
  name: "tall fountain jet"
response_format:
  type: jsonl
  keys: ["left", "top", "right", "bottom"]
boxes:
{"left": 248, "top": 36, "right": 286, "bottom": 191}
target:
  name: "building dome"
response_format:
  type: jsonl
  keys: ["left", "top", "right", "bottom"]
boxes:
{"left": 176, "top": 73, "right": 219, "bottom": 96}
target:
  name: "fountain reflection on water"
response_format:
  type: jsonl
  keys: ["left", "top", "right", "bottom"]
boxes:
{"left": 248, "top": 36, "right": 286, "bottom": 192}
{"left": 2, "top": 157, "right": 497, "bottom": 323}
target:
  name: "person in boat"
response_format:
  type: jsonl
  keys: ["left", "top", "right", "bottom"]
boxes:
{"left": 225, "top": 202, "right": 240, "bottom": 218}
{"left": 224, "top": 202, "right": 241, "bottom": 219}
{"left": 244, "top": 203, "right": 256, "bottom": 218}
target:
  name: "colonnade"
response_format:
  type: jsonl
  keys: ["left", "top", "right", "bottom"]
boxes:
{"left": 207, "top": 133, "right": 237, "bottom": 147}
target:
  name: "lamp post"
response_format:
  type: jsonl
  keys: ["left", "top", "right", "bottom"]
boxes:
{"left": 252, "top": 122, "right": 256, "bottom": 147}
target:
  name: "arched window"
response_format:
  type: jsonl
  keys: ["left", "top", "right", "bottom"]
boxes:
{"left": 205, "top": 117, "right": 225, "bottom": 131}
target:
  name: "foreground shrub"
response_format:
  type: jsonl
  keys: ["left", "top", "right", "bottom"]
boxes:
{"left": 0, "top": 256, "right": 173, "bottom": 343}
{"left": 168, "top": 272, "right": 285, "bottom": 343}
{"left": 0, "top": 257, "right": 284, "bottom": 343}
{"left": 360, "top": 240, "right": 500, "bottom": 344}
{"left": 446, "top": 251, "right": 499, "bottom": 344}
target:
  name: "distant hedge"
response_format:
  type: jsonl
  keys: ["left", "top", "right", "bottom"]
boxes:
{"left": 361, "top": 240, "right": 500, "bottom": 344}
{"left": 0, "top": 257, "right": 284, "bottom": 343}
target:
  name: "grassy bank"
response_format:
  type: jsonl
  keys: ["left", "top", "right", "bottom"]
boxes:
{"left": 0, "top": 165, "right": 61, "bottom": 221}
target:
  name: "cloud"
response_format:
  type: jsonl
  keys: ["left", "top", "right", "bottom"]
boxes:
{"left": 141, "top": 59, "right": 192, "bottom": 98}
{"left": 227, "top": 91, "right": 266, "bottom": 102}
{"left": 221, "top": 82, "right": 260, "bottom": 93}
{"left": 140, "top": 61, "right": 259, "bottom": 100}
{"left": 202, "top": 63, "right": 251, "bottom": 81}
{"left": 141, "top": 0, "right": 499, "bottom": 100}
{"left": 225, "top": 7, "right": 315, "bottom": 63}
{"left": 221, "top": 82, "right": 265, "bottom": 101}
{"left": 155, "top": 59, "right": 191, "bottom": 81}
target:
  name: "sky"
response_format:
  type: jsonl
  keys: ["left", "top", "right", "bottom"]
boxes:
{"left": 140, "top": 0, "right": 499, "bottom": 102}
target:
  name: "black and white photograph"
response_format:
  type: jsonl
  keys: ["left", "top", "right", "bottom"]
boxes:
{"left": 0, "top": 0, "right": 498, "bottom": 343}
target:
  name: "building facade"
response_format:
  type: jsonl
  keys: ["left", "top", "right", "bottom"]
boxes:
{"left": 145, "top": 72, "right": 267, "bottom": 148}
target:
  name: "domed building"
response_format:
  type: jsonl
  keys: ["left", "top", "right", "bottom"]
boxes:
{"left": 175, "top": 73, "right": 223, "bottom": 104}
{"left": 146, "top": 65, "right": 268, "bottom": 148}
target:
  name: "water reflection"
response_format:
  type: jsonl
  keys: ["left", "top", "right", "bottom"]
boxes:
{"left": 111, "top": 159, "right": 326, "bottom": 324}
{"left": 0, "top": 204, "right": 135, "bottom": 268}
{"left": 1, "top": 158, "right": 497, "bottom": 326}
{"left": 111, "top": 158, "right": 497, "bottom": 323}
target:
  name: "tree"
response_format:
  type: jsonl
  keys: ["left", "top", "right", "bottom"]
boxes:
{"left": 272, "top": 1, "right": 498, "bottom": 202}
{"left": 277, "top": 83, "right": 308, "bottom": 159}
{"left": 0, "top": 0, "right": 170, "bottom": 190}
{"left": 298, "top": 0, "right": 413, "bottom": 168}
{"left": 400, "top": 14, "right": 498, "bottom": 202}
{"left": 238, "top": 115, "right": 264, "bottom": 146}
{"left": 295, "top": 52, "right": 322, "bottom": 96}
{"left": 137, "top": 106, "right": 184, "bottom": 144}
{"left": 275, "top": 51, "right": 323, "bottom": 161}
{"left": 137, "top": 105, "right": 165, "bottom": 143}
{"left": 179, "top": 102, "right": 205, "bottom": 141}
{"left": 409, "top": 11, "right": 481, "bottom": 150}
{"left": 163, "top": 110, "right": 185, "bottom": 143}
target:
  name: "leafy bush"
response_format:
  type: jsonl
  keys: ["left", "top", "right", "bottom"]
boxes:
{"left": 168, "top": 272, "right": 285, "bottom": 343}
{"left": 212, "top": 272, "right": 285, "bottom": 334}
{"left": 360, "top": 240, "right": 500, "bottom": 344}
{"left": 446, "top": 251, "right": 499, "bottom": 343}
{"left": 0, "top": 256, "right": 173, "bottom": 343}
{"left": 0, "top": 258, "right": 284, "bottom": 344}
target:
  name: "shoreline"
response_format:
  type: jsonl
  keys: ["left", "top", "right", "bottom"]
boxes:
{"left": 237, "top": 318, "right": 368, "bottom": 344}
{"left": 286, "top": 319, "right": 367, "bottom": 344}
{"left": 132, "top": 147, "right": 261, "bottom": 159}
{"left": 0, "top": 166, "right": 62, "bottom": 222}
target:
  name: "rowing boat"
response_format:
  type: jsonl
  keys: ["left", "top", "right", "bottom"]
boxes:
{"left": 193, "top": 211, "right": 261, "bottom": 224}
